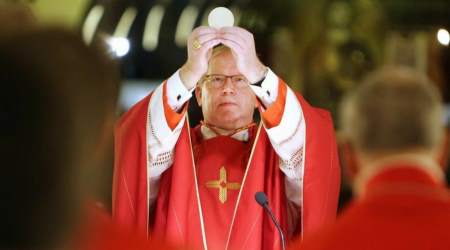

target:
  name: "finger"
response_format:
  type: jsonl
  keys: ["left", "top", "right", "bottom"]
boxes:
{"left": 219, "top": 39, "right": 244, "bottom": 60}
{"left": 219, "top": 38, "right": 244, "bottom": 53}
{"left": 220, "top": 26, "right": 252, "bottom": 40}
{"left": 219, "top": 32, "right": 247, "bottom": 49}
{"left": 198, "top": 38, "right": 222, "bottom": 53}
{"left": 196, "top": 32, "right": 219, "bottom": 45}
{"left": 189, "top": 27, "right": 217, "bottom": 45}
{"left": 191, "top": 26, "right": 218, "bottom": 38}
{"left": 189, "top": 33, "right": 218, "bottom": 53}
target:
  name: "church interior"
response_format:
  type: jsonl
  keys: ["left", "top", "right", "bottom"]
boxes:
{"left": 1, "top": 0, "right": 449, "bottom": 248}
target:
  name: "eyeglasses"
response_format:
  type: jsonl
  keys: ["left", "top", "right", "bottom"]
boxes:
{"left": 203, "top": 74, "right": 249, "bottom": 89}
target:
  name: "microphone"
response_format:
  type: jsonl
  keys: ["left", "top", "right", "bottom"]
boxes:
{"left": 255, "top": 192, "right": 286, "bottom": 250}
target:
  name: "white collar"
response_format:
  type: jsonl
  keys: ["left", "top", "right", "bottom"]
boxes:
{"left": 200, "top": 125, "right": 249, "bottom": 142}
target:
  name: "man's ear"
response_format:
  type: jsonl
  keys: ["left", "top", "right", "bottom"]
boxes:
{"left": 341, "top": 141, "right": 360, "bottom": 182}
{"left": 195, "top": 86, "right": 202, "bottom": 107}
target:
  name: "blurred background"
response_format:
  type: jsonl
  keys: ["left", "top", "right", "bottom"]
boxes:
{"left": 8, "top": 0, "right": 450, "bottom": 210}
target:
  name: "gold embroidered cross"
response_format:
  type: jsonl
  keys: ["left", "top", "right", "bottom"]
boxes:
{"left": 205, "top": 166, "right": 241, "bottom": 204}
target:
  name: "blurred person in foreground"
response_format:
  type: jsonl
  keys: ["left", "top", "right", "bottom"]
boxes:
{"left": 289, "top": 67, "right": 450, "bottom": 250}
{"left": 0, "top": 28, "right": 179, "bottom": 249}
{"left": 113, "top": 25, "right": 340, "bottom": 250}
{"left": 0, "top": 1, "right": 37, "bottom": 37}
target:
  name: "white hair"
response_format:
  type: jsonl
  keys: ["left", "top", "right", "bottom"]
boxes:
{"left": 340, "top": 67, "right": 444, "bottom": 154}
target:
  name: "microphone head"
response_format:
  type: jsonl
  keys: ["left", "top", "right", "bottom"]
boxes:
{"left": 255, "top": 192, "right": 269, "bottom": 207}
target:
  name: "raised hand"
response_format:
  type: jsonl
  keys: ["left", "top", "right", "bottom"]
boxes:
{"left": 179, "top": 26, "right": 221, "bottom": 89}
{"left": 217, "top": 27, "right": 267, "bottom": 83}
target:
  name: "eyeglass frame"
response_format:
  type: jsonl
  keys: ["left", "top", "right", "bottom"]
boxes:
{"left": 201, "top": 74, "right": 250, "bottom": 89}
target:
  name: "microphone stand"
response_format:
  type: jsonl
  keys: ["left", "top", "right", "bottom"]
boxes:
{"left": 255, "top": 192, "right": 286, "bottom": 250}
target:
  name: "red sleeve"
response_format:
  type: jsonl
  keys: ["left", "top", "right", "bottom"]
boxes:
{"left": 112, "top": 95, "right": 151, "bottom": 235}
{"left": 297, "top": 94, "right": 341, "bottom": 237}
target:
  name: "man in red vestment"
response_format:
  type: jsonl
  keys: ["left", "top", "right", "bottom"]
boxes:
{"left": 290, "top": 67, "right": 450, "bottom": 250}
{"left": 113, "top": 26, "right": 340, "bottom": 250}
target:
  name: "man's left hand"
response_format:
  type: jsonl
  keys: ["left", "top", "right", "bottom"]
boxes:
{"left": 218, "top": 27, "right": 267, "bottom": 83}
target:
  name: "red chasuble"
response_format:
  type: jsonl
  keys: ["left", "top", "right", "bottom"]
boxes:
{"left": 192, "top": 129, "right": 259, "bottom": 249}
{"left": 113, "top": 93, "right": 340, "bottom": 250}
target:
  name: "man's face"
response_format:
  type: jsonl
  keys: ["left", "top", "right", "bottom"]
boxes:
{"left": 196, "top": 50, "right": 256, "bottom": 130}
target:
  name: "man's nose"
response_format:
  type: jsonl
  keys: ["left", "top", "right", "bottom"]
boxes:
{"left": 221, "top": 77, "right": 236, "bottom": 94}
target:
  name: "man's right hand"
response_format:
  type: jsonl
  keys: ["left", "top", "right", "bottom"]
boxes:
{"left": 179, "top": 26, "right": 221, "bottom": 90}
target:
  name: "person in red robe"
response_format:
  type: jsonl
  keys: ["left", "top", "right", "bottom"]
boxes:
{"left": 290, "top": 67, "right": 450, "bottom": 250}
{"left": 113, "top": 26, "right": 340, "bottom": 250}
